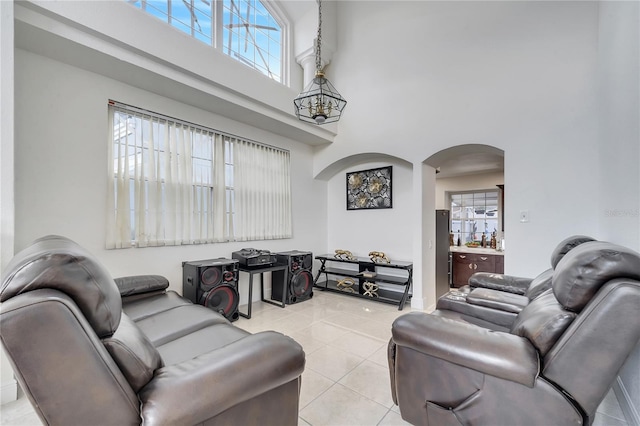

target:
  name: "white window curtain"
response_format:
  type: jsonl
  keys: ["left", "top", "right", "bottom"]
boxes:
{"left": 107, "top": 104, "right": 226, "bottom": 248}
{"left": 233, "top": 139, "right": 292, "bottom": 241}
{"left": 107, "top": 103, "right": 291, "bottom": 249}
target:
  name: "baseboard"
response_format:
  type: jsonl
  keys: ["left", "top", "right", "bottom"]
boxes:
{"left": 0, "top": 378, "right": 17, "bottom": 405}
{"left": 613, "top": 376, "right": 640, "bottom": 426}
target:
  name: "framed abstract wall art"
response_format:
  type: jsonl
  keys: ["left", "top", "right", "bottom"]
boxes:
{"left": 346, "top": 166, "right": 392, "bottom": 210}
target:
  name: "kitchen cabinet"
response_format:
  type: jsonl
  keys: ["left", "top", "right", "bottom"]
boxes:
{"left": 495, "top": 255, "right": 504, "bottom": 274}
{"left": 451, "top": 251, "right": 503, "bottom": 287}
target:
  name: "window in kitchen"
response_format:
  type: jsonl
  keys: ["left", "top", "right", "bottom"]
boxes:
{"left": 129, "top": 0, "right": 285, "bottom": 83}
{"left": 107, "top": 100, "right": 291, "bottom": 249}
{"left": 450, "top": 190, "right": 499, "bottom": 245}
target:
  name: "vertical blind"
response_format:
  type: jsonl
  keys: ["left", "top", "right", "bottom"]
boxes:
{"left": 106, "top": 102, "right": 292, "bottom": 249}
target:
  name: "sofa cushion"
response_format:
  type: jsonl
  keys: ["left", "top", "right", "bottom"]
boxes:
{"left": 122, "top": 291, "right": 192, "bottom": 321}
{"left": 510, "top": 292, "right": 576, "bottom": 356}
{"left": 0, "top": 235, "right": 121, "bottom": 338}
{"left": 133, "top": 304, "right": 229, "bottom": 346}
{"left": 550, "top": 235, "right": 596, "bottom": 269}
{"left": 436, "top": 291, "right": 517, "bottom": 329}
{"left": 553, "top": 242, "right": 640, "bottom": 312}
{"left": 157, "top": 323, "right": 251, "bottom": 366}
{"left": 103, "top": 313, "right": 163, "bottom": 392}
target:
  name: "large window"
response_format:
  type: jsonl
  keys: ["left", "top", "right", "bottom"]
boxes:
{"left": 130, "top": 0, "right": 284, "bottom": 83}
{"left": 107, "top": 101, "right": 291, "bottom": 249}
{"left": 450, "top": 190, "right": 499, "bottom": 245}
{"left": 222, "top": 0, "right": 282, "bottom": 82}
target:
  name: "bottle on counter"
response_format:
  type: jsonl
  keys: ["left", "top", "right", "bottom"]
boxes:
{"left": 490, "top": 232, "right": 497, "bottom": 249}
{"left": 481, "top": 234, "right": 487, "bottom": 248}
{"left": 456, "top": 231, "right": 461, "bottom": 247}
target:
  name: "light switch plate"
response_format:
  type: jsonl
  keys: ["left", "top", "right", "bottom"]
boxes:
{"left": 520, "top": 210, "right": 530, "bottom": 223}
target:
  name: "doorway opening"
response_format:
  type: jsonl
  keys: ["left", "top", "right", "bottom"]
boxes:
{"left": 424, "top": 144, "right": 505, "bottom": 302}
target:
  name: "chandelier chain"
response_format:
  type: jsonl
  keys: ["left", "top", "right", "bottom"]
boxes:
{"left": 293, "top": 0, "right": 345, "bottom": 125}
{"left": 316, "top": 0, "right": 322, "bottom": 71}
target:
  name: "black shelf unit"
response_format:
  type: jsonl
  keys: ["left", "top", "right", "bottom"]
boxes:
{"left": 313, "top": 254, "right": 413, "bottom": 310}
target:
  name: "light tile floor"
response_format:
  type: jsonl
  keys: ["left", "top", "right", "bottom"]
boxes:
{"left": 0, "top": 290, "right": 631, "bottom": 426}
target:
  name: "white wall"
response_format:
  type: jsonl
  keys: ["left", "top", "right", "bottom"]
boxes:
{"left": 597, "top": 1, "right": 640, "bottom": 422}
{"left": 317, "top": 1, "right": 600, "bottom": 285}
{"left": 597, "top": 1, "right": 640, "bottom": 251}
{"left": 14, "top": 49, "right": 327, "bottom": 306}
{"left": 327, "top": 161, "right": 413, "bottom": 261}
{"left": 0, "top": 0, "right": 17, "bottom": 406}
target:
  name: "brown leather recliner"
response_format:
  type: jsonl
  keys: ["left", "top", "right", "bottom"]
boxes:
{"left": 0, "top": 235, "right": 305, "bottom": 425}
{"left": 389, "top": 241, "right": 640, "bottom": 426}
{"left": 436, "top": 235, "right": 595, "bottom": 330}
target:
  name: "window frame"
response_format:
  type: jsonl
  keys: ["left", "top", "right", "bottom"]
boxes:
{"left": 449, "top": 189, "right": 501, "bottom": 245}
{"left": 216, "top": 0, "right": 289, "bottom": 84}
{"left": 130, "top": 0, "right": 289, "bottom": 85}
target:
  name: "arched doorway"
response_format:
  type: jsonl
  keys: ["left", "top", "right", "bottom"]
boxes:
{"left": 421, "top": 144, "right": 504, "bottom": 308}
{"left": 424, "top": 144, "right": 504, "bottom": 177}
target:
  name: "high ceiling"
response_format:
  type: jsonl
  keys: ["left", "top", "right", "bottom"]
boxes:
{"left": 276, "top": 1, "right": 506, "bottom": 180}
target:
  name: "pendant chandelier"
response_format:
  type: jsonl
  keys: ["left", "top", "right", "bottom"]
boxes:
{"left": 293, "top": 0, "right": 347, "bottom": 125}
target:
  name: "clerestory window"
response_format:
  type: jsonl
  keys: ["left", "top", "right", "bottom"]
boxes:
{"left": 129, "top": 0, "right": 284, "bottom": 83}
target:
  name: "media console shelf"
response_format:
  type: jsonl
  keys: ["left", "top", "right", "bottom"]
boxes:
{"left": 313, "top": 254, "right": 413, "bottom": 310}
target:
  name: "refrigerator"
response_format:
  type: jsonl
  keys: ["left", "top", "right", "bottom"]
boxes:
{"left": 435, "top": 210, "right": 452, "bottom": 299}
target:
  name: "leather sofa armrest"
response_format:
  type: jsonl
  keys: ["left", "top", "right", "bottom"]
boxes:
{"left": 392, "top": 312, "right": 539, "bottom": 387}
{"left": 469, "top": 272, "right": 532, "bottom": 295}
{"left": 138, "top": 331, "right": 305, "bottom": 425}
{"left": 114, "top": 275, "right": 169, "bottom": 297}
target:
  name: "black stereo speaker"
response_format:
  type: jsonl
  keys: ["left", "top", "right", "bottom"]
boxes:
{"left": 272, "top": 251, "right": 313, "bottom": 304}
{"left": 182, "top": 258, "right": 240, "bottom": 321}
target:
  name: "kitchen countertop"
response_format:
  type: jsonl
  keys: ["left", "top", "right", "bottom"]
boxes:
{"left": 449, "top": 246, "right": 505, "bottom": 255}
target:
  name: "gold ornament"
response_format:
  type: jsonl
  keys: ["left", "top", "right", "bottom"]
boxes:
{"left": 334, "top": 249, "right": 356, "bottom": 260}
{"left": 348, "top": 173, "right": 363, "bottom": 189}
{"left": 363, "top": 281, "right": 379, "bottom": 297}
{"left": 337, "top": 277, "right": 356, "bottom": 293}
{"left": 368, "top": 177, "right": 383, "bottom": 194}
{"left": 369, "top": 251, "right": 390, "bottom": 263}
{"left": 356, "top": 193, "right": 369, "bottom": 208}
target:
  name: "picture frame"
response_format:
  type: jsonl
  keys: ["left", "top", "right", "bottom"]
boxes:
{"left": 346, "top": 166, "right": 393, "bottom": 210}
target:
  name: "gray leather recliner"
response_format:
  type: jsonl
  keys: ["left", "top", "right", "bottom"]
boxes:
{"left": 389, "top": 241, "right": 640, "bottom": 426}
{"left": 436, "top": 235, "right": 595, "bottom": 330}
{"left": 0, "top": 235, "right": 305, "bottom": 425}
{"left": 466, "top": 234, "right": 596, "bottom": 294}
